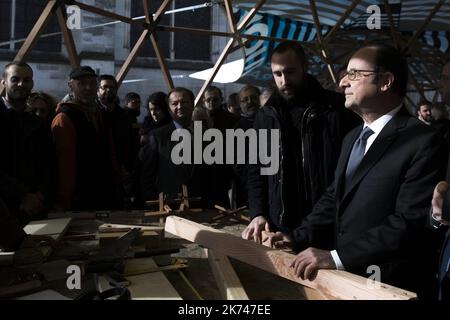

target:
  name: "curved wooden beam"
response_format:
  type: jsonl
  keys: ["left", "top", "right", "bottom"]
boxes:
{"left": 165, "top": 216, "right": 417, "bottom": 300}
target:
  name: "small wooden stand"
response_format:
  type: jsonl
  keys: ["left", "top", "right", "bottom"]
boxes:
{"left": 212, "top": 205, "right": 250, "bottom": 223}
{"left": 144, "top": 185, "right": 202, "bottom": 226}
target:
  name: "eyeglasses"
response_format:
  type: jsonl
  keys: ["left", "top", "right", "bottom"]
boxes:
{"left": 343, "top": 69, "right": 381, "bottom": 81}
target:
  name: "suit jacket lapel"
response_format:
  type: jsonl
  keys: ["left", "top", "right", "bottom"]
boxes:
{"left": 341, "top": 107, "right": 410, "bottom": 202}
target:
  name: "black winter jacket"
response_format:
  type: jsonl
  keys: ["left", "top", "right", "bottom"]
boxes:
{"left": 0, "top": 99, "right": 55, "bottom": 217}
{"left": 248, "top": 74, "right": 360, "bottom": 232}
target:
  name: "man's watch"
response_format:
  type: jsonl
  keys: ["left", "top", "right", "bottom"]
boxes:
{"left": 430, "top": 207, "right": 444, "bottom": 229}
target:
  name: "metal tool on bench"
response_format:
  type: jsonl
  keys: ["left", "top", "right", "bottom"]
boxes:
{"left": 85, "top": 228, "right": 140, "bottom": 274}
{"left": 75, "top": 229, "right": 140, "bottom": 300}
{"left": 75, "top": 272, "right": 131, "bottom": 301}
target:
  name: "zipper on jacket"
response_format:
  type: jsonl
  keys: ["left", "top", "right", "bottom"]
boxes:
{"left": 278, "top": 127, "right": 285, "bottom": 226}
{"left": 300, "top": 105, "right": 313, "bottom": 203}
{"left": 267, "top": 106, "right": 286, "bottom": 226}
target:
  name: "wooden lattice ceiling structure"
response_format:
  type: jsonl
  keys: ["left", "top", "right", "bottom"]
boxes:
{"left": 7, "top": 0, "right": 450, "bottom": 106}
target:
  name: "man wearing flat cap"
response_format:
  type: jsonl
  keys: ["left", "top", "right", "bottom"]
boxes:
{"left": 51, "top": 66, "right": 115, "bottom": 211}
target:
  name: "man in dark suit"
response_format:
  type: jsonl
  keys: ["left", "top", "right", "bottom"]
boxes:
{"left": 264, "top": 44, "right": 447, "bottom": 298}
{"left": 430, "top": 181, "right": 450, "bottom": 300}
{"left": 140, "top": 87, "right": 209, "bottom": 207}
{"left": 430, "top": 59, "right": 450, "bottom": 300}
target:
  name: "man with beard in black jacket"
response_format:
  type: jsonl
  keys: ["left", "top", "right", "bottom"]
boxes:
{"left": 0, "top": 62, "right": 54, "bottom": 223}
{"left": 97, "top": 75, "right": 136, "bottom": 209}
{"left": 242, "top": 41, "right": 360, "bottom": 243}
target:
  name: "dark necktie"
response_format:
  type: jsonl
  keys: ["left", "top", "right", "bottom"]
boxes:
{"left": 439, "top": 233, "right": 450, "bottom": 299}
{"left": 345, "top": 127, "right": 374, "bottom": 180}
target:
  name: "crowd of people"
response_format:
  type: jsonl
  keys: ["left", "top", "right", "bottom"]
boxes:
{"left": 1, "top": 41, "right": 450, "bottom": 300}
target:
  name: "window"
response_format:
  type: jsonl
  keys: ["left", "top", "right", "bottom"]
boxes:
{"left": 15, "top": 0, "right": 61, "bottom": 51}
{"left": 174, "top": 0, "right": 211, "bottom": 61}
{"left": 0, "top": 1, "right": 12, "bottom": 48}
{"left": 130, "top": 0, "right": 171, "bottom": 58}
{"left": 0, "top": 0, "right": 61, "bottom": 52}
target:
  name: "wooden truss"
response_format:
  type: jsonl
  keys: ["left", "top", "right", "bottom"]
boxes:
{"left": 7, "top": 0, "right": 450, "bottom": 107}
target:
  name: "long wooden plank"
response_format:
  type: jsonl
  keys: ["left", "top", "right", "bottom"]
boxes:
{"left": 150, "top": 33, "right": 174, "bottom": 90}
{"left": 143, "top": 0, "right": 174, "bottom": 90}
{"left": 143, "top": 0, "right": 152, "bottom": 23}
{"left": 309, "top": 0, "right": 337, "bottom": 85}
{"left": 156, "top": 25, "right": 315, "bottom": 50}
{"left": 207, "top": 249, "right": 249, "bottom": 300}
{"left": 153, "top": 0, "right": 173, "bottom": 25}
{"left": 116, "top": 29, "right": 149, "bottom": 86}
{"left": 72, "top": 0, "right": 144, "bottom": 27}
{"left": 55, "top": 4, "right": 80, "bottom": 68}
{"left": 224, "top": 0, "right": 238, "bottom": 34}
{"left": 164, "top": 216, "right": 417, "bottom": 300}
{"left": 125, "top": 258, "right": 182, "bottom": 300}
